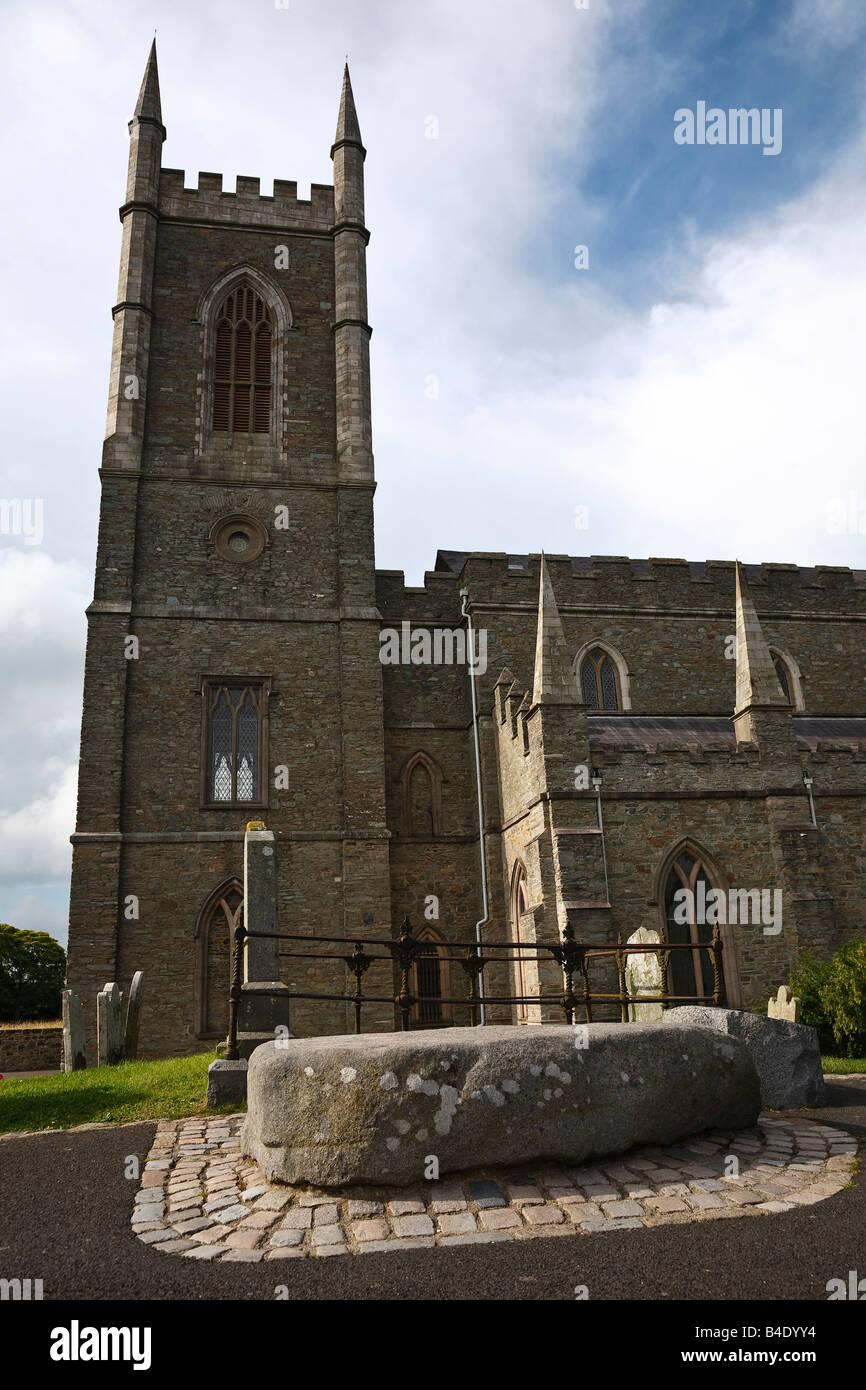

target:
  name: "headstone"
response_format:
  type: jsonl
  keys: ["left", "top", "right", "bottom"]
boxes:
{"left": 625, "top": 926, "right": 664, "bottom": 1021}
{"left": 244, "top": 825, "right": 280, "bottom": 981}
{"left": 663, "top": 1005, "right": 825, "bottom": 1108}
{"left": 768, "top": 984, "right": 800, "bottom": 1023}
{"left": 124, "top": 971, "right": 145, "bottom": 1060}
{"left": 97, "top": 982, "right": 125, "bottom": 1067}
{"left": 241, "top": 1022, "right": 760, "bottom": 1187}
{"left": 234, "top": 822, "right": 292, "bottom": 1059}
{"left": 62, "top": 989, "right": 87, "bottom": 1071}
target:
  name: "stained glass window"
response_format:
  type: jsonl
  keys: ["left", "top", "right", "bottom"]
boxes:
{"left": 774, "top": 657, "right": 791, "bottom": 703}
{"left": 663, "top": 852, "right": 724, "bottom": 1004}
{"left": 581, "top": 660, "right": 599, "bottom": 709}
{"left": 580, "top": 646, "right": 621, "bottom": 710}
{"left": 206, "top": 683, "right": 262, "bottom": 804}
{"left": 600, "top": 657, "right": 618, "bottom": 710}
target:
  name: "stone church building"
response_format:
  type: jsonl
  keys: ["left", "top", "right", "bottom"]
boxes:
{"left": 66, "top": 45, "right": 866, "bottom": 1056}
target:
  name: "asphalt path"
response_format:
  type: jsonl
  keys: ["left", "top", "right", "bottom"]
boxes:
{"left": 1, "top": 1079, "right": 863, "bottom": 1304}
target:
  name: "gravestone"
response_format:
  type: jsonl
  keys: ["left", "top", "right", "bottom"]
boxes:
{"left": 62, "top": 989, "right": 87, "bottom": 1071}
{"left": 124, "top": 971, "right": 145, "bottom": 1060}
{"left": 243, "top": 825, "right": 281, "bottom": 981}
{"left": 768, "top": 984, "right": 800, "bottom": 1023}
{"left": 208, "top": 822, "right": 291, "bottom": 1104}
{"left": 97, "top": 982, "right": 125, "bottom": 1067}
{"left": 625, "top": 926, "right": 664, "bottom": 1021}
{"left": 234, "top": 824, "right": 292, "bottom": 1059}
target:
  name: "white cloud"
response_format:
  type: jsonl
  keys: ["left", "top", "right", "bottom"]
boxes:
{"left": 374, "top": 135, "right": 866, "bottom": 577}
{"left": 0, "top": 760, "right": 77, "bottom": 884}
{"left": 789, "top": 0, "right": 866, "bottom": 48}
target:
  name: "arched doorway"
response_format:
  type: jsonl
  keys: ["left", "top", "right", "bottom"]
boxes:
{"left": 657, "top": 843, "right": 741, "bottom": 1008}
{"left": 194, "top": 879, "right": 243, "bottom": 1039}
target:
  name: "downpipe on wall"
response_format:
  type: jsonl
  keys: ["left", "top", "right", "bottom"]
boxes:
{"left": 461, "top": 587, "right": 488, "bottom": 1025}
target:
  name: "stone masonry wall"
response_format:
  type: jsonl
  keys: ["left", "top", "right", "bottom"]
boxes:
{"left": 0, "top": 1026, "right": 62, "bottom": 1072}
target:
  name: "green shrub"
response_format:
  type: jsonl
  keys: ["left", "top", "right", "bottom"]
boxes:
{"left": 790, "top": 940, "right": 866, "bottom": 1058}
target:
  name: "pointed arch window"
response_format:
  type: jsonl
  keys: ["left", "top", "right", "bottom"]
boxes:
{"left": 767, "top": 648, "right": 805, "bottom": 711}
{"left": 662, "top": 851, "right": 719, "bottom": 1003}
{"left": 212, "top": 285, "right": 274, "bottom": 435}
{"left": 201, "top": 678, "right": 270, "bottom": 808}
{"left": 657, "top": 844, "right": 741, "bottom": 1009}
{"left": 579, "top": 646, "right": 621, "bottom": 710}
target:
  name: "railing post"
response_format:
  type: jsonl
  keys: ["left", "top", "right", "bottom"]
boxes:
{"left": 553, "top": 922, "right": 582, "bottom": 1025}
{"left": 581, "top": 951, "right": 592, "bottom": 1024}
{"left": 343, "top": 942, "right": 372, "bottom": 1034}
{"left": 711, "top": 924, "right": 724, "bottom": 1006}
{"left": 224, "top": 915, "right": 246, "bottom": 1061}
{"left": 460, "top": 945, "right": 485, "bottom": 1026}
{"left": 392, "top": 916, "right": 421, "bottom": 1032}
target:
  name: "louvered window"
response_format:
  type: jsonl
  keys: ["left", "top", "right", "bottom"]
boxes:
{"left": 212, "top": 286, "right": 274, "bottom": 435}
{"left": 206, "top": 683, "right": 263, "bottom": 804}
{"left": 580, "top": 647, "right": 621, "bottom": 711}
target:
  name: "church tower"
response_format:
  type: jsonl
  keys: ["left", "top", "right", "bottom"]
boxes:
{"left": 66, "top": 46, "right": 392, "bottom": 1055}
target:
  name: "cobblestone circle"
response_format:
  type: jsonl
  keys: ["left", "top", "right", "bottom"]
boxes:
{"left": 131, "top": 1113, "right": 858, "bottom": 1261}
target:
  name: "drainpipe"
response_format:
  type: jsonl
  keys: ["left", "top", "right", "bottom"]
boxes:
{"left": 460, "top": 587, "right": 488, "bottom": 1024}
{"left": 802, "top": 768, "right": 818, "bottom": 828}
{"left": 591, "top": 767, "right": 610, "bottom": 902}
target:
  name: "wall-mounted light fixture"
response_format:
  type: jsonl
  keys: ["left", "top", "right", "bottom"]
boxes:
{"left": 802, "top": 768, "right": 817, "bottom": 828}
{"left": 590, "top": 767, "right": 609, "bottom": 902}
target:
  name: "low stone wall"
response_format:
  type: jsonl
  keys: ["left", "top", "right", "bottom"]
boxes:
{"left": 0, "top": 1024, "right": 62, "bottom": 1072}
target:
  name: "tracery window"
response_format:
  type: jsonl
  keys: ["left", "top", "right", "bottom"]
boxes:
{"left": 662, "top": 850, "right": 724, "bottom": 1005}
{"left": 212, "top": 285, "right": 274, "bottom": 435}
{"left": 773, "top": 656, "right": 791, "bottom": 703}
{"left": 580, "top": 646, "right": 621, "bottom": 711}
{"left": 204, "top": 682, "right": 265, "bottom": 806}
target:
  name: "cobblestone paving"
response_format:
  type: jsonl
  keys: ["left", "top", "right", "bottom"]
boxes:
{"left": 131, "top": 1113, "right": 858, "bottom": 1261}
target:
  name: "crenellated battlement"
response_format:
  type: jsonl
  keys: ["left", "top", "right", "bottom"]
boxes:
{"left": 428, "top": 552, "right": 866, "bottom": 615}
{"left": 157, "top": 168, "right": 335, "bottom": 231}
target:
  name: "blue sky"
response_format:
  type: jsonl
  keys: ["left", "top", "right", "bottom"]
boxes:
{"left": 1, "top": 0, "right": 865, "bottom": 948}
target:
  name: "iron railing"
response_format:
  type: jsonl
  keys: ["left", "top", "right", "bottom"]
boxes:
{"left": 224, "top": 915, "right": 724, "bottom": 1059}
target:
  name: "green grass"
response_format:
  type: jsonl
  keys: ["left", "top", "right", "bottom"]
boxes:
{"left": 0, "top": 1052, "right": 244, "bottom": 1134}
{"left": 822, "top": 1056, "right": 866, "bottom": 1075}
